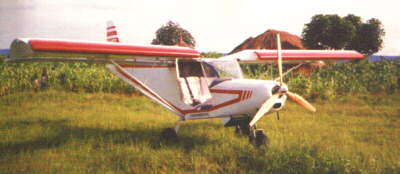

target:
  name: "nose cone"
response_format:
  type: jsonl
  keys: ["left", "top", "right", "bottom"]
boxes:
{"left": 264, "top": 81, "right": 288, "bottom": 111}
{"left": 279, "top": 83, "right": 289, "bottom": 93}
{"left": 271, "top": 82, "right": 289, "bottom": 95}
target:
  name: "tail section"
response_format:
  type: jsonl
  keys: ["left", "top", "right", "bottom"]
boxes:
{"left": 106, "top": 20, "right": 120, "bottom": 42}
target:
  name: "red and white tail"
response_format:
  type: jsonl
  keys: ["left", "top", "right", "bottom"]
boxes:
{"left": 106, "top": 20, "right": 120, "bottom": 42}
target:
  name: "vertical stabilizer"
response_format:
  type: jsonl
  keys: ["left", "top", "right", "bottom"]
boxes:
{"left": 106, "top": 20, "right": 120, "bottom": 42}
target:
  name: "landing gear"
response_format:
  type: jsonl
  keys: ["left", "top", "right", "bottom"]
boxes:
{"left": 228, "top": 117, "right": 251, "bottom": 136}
{"left": 249, "top": 128, "right": 269, "bottom": 147}
{"left": 230, "top": 117, "right": 269, "bottom": 147}
{"left": 235, "top": 122, "right": 251, "bottom": 136}
{"left": 160, "top": 119, "right": 182, "bottom": 142}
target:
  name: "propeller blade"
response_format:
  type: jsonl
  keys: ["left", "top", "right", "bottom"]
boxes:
{"left": 249, "top": 94, "right": 280, "bottom": 127}
{"left": 286, "top": 91, "right": 316, "bottom": 112}
{"left": 276, "top": 34, "right": 283, "bottom": 85}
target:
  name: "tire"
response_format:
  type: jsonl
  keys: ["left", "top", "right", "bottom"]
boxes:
{"left": 239, "top": 124, "right": 251, "bottom": 136}
{"left": 249, "top": 129, "right": 269, "bottom": 147}
{"left": 255, "top": 130, "right": 269, "bottom": 147}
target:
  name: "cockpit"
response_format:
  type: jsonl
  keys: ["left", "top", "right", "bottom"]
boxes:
{"left": 176, "top": 58, "right": 242, "bottom": 106}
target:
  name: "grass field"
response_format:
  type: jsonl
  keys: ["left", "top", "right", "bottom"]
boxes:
{"left": 0, "top": 90, "right": 399, "bottom": 174}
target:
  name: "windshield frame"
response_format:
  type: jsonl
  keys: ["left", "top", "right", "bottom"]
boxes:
{"left": 201, "top": 59, "right": 243, "bottom": 79}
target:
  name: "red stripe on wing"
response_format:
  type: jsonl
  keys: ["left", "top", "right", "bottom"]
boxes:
{"left": 255, "top": 50, "right": 363, "bottom": 61}
{"left": 28, "top": 39, "right": 200, "bottom": 58}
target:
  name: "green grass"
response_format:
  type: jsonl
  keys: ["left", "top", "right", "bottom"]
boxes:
{"left": 1, "top": 91, "right": 399, "bottom": 173}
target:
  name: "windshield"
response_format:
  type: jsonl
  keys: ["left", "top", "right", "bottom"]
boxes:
{"left": 203, "top": 59, "right": 243, "bottom": 79}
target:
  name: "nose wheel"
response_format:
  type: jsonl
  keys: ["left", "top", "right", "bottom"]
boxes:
{"left": 232, "top": 118, "right": 269, "bottom": 147}
{"left": 249, "top": 128, "right": 269, "bottom": 147}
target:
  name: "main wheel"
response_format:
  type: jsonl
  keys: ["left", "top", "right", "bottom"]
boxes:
{"left": 161, "top": 128, "right": 178, "bottom": 141}
{"left": 240, "top": 123, "right": 251, "bottom": 136}
{"left": 234, "top": 119, "right": 251, "bottom": 136}
{"left": 235, "top": 124, "right": 251, "bottom": 136}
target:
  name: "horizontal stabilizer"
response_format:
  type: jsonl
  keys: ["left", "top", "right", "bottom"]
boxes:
{"left": 221, "top": 49, "right": 364, "bottom": 64}
{"left": 7, "top": 38, "right": 200, "bottom": 63}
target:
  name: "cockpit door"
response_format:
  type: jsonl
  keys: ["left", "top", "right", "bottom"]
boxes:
{"left": 175, "top": 59, "right": 212, "bottom": 106}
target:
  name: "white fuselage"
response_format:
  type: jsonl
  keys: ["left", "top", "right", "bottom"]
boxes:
{"left": 106, "top": 58, "right": 287, "bottom": 121}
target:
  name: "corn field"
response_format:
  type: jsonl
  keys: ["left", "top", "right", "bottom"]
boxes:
{"left": 0, "top": 55, "right": 135, "bottom": 96}
{"left": 241, "top": 59, "right": 400, "bottom": 100}
{"left": 1, "top": 55, "right": 399, "bottom": 99}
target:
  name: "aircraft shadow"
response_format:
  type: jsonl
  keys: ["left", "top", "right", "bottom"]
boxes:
{"left": 0, "top": 119, "right": 220, "bottom": 157}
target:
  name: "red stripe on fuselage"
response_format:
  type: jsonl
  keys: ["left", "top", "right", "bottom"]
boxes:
{"left": 173, "top": 89, "right": 244, "bottom": 115}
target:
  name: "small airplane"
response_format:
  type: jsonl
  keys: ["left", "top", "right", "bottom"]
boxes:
{"left": 6, "top": 21, "right": 364, "bottom": 146}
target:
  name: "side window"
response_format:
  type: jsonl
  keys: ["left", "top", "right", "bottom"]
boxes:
{"left": 178, "top": 61, "right": 203, "bottom": 77}
{"left": 177, "top": 59, "right": 221, "bottom": 78}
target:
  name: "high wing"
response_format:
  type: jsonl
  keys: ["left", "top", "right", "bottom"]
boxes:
{"left": 220, "top": 49, "right": 364, "bottom": 63}
{"left": 7, "top": 38, "right": 200, "bottom": 64}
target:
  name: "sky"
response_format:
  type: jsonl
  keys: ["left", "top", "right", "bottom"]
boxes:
{"left": 0, "top": 0, "right": 398, "bottom": 55}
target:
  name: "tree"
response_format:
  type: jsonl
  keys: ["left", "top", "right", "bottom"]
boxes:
{"left": 344, "top": 14, "right": 362, "bottom": 27}
{"left": 347, "top": 18, "right": 385, "bottom": 55}
{"left": 302, "top": 15, "right": 355, "bottom": 49}
{"left": 151, "top": 21, "right": 196, "bottom": 48}
{"left": 302, "top": 14, "right": 385, "bottom": 55}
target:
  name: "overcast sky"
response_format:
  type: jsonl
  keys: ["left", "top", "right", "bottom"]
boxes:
{"left": 0, "top": 0, "right": 398, "bottom": 55}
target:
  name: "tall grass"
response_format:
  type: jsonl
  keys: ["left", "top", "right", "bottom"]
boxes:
{"left": 0, "top": 55, "right": 135, "bottom": 96}
{"left": 242, "top": 59, "right": 400, "bottom": 100}
{"left": 1, "top": 55, "right": 399, "bottom": 99}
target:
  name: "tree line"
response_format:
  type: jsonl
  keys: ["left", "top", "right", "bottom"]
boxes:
{"left": 153, "top": 14, "right": 385, "bottom": 56}
{"left": 301, "top": 14, "right": 385, "bottom": 55}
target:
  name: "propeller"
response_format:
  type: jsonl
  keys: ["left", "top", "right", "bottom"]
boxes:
{"left": 286, "top": 91, "right": 316, "bottom": 112}
{"left": 249, "top": 34, "right": 316, "bottom": 128}
{"left": 277, "top": 33, "right": 283, "bottom": 85}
